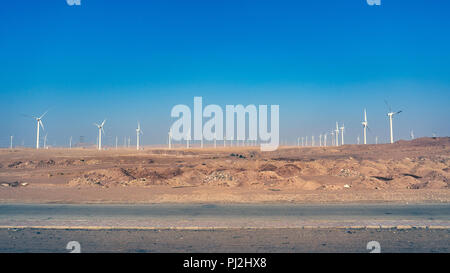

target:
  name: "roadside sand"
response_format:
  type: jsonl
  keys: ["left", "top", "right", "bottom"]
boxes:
{"left": 0, "top": 137, "right": 449, "bottom": 204}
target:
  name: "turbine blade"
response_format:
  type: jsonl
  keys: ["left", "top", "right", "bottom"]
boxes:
{"left": 384, "top": 99, "right": 392, "bottom": 112}
{"left": 39, "top": 110, "right": 49, "bottom": 119}
{"left": 101, "top": 120, "right": 106, "bottom": 127}
{"left": 94, "top": 123, "right": 99, "bottom": 127}
{"left": 39, "top": 120, "right": 45, "bottom": 131}
{"left": 396, "top": 110, "right": 403, "bottom": 115}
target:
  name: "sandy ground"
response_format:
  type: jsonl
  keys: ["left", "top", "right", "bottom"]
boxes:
{"left": 0, "top": 137, "right": 449, "bottom": 204}
{"left": 1, "top": 228, "right": 448, "bottom": 253}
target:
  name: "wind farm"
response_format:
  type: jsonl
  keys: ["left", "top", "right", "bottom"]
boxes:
{"left": 1, "top": 100, "right": 449, "bottom": 205}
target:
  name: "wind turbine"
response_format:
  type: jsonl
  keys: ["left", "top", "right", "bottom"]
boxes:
{"left": 385, "top": 100, "right": 402, "bottom": 144}
{"left": 323, "top": 133, "right": 327, "bottom": 147}
{"left": 136, "top": 122, "right": 143, "bottom": 150}
{"left": 361, "top": 109, "right": 368, "bottom": 144}
{"left": 69, "top": 136, "right": 73, "bottom": 149}
{"left": 10, "top": 135, "right": 13, "bottom": 149}
{"left": 331, "top": 131, "right": 334, "bottom": 146}
{"left": 340, "top": 123, "right": 345, "bottom": 145}
{"left": 168, "top": 129, "right": 172, "bottom": 149}
{"left": 32, "top": 111, "right": 47, "bottom": 149}
{"left": 186, "top": 128, "right": 191, "bottom": 148}
{"left": 312, "top": 135, "right": 315, "bottom": 146}
{"left": 94, "top": 120, "right": 106, "bottom": 150}
{"left": 319, "top": 134, "right": 322, "bottom": 147}
{"left": 410, "top": 130, "right": 415, "bottom": 140}
{"left": 44, "top": 134, "right": 48, "bottom": 149}
{"left": 335, "top": 122, "right": 340, "bottom": 146}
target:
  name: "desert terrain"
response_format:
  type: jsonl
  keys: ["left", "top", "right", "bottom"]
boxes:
{"left": 0, "top": 137, "right": 449, "bottom": 204}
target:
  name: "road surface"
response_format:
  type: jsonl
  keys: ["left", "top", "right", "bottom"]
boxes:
{"left": 0, "top": 203, "right": 449, "bottom": 252}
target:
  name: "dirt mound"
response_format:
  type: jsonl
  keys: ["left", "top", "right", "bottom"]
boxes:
{"left": 258, "top": 163, "right": 277, "bottom": 172}
{"left": 68, "top": 168, "right": 135, "bottom": 187}
{"left": 276, "top": 164, "right": 301, "bottom": 177}
{"left": 8, "top": 161, "right": 23, "bottom": 168}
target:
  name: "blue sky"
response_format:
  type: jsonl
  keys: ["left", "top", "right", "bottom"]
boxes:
{"left": 1, "top": 0, "right": 449, "bottom": 147}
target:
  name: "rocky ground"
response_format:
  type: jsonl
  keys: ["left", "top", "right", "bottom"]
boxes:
{"left": 0, "top": 137, "right": 449, "bottom": 204}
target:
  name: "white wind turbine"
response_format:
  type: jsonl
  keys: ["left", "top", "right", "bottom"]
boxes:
{"left": 319, "top": 134, "right": 322, "bottom": 147}
{"left": 323, "top": 133, "right": 327, "bottom": 147}
{"left": 136, "top": 122, "right": 143, "bottom": 150}
{"left": 331, "top": 131, "right": 334, "bottom": 146}
{"left": 168, "top": 129, "right": 172, "bottom": 149}
{"left": 186, "top": 128, "right": 191, "bottom": 148}
{"left": 32, "top": 111, "right": 48, "bottom": 149}
{"left": 44, "top": 133, "right": 48, "bottom": 149}
{"left": 335, "top": 122, "right": 340, "bottom": 146}
{"left": 385, "top": 100, "right": 402, "bottom": 144}
{"left": 410, "top": 130, "right": 415, "bottom": 140}
{"left": 94, "top": 120, "right": 106, "bottom": 150}
{"left": 340, "top": 123, "right": 345, "bottom": 145}
{"left": 10, "top": 135, "right": 13, "bottom": 150}
{"left": 361, "top": 109, "right": 368, "bottom": 144}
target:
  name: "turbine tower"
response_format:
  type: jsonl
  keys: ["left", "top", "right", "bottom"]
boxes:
{"left": 331, "top": 131, "right": 334, "bottom": 146}
{"left": 385, "top": 100, "right": 402, "bottom": 144}
{"left": 136, "top": 122, "right": 143, "bottom": 150}
{"left": 361, "top": 109, "right": 368, "bottom": 144}
{"left": 94, "top": 120, "right": 106, "bottom": 150}
{"left": 186, "top": 128, "right": 191, "bottom": 148}
{"left": 410, "top": 130, "right": 415, "bottom": 140}
{"left": 70, "top": 136, "right": 73, "bottom": 149}
{"left": 335, "top": 122, "right": 340, "bottom": 146}
{"left": 340, "top": 123, "right": 345, "bottom": 145}
{"left": 32, "top": 111, "right": 47, "bottom": 149}
{"left": 168, "top": 129, "right": 172, "bottom": 149}
{"left": 44, "top": 134, "right": 48, "bottom": 149}
{"left": 10, "top": 135, "right": 13, "bottom": 150}
{"left": 319, "top": 134, "right": 322, "bottom": 147}
{"left": 323, "top": 133, "right": 327, "bottom": 147}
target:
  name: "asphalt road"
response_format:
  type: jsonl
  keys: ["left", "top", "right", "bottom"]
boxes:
{"left": 0, "top": 203, "right": 449, "bottom": 228}
{"left": 0, "top": 203, "right": 449, "bottom": 252}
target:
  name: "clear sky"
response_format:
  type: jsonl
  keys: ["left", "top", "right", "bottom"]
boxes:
{"left": 1, "top": 0, "right": 449, "bottom": 147}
